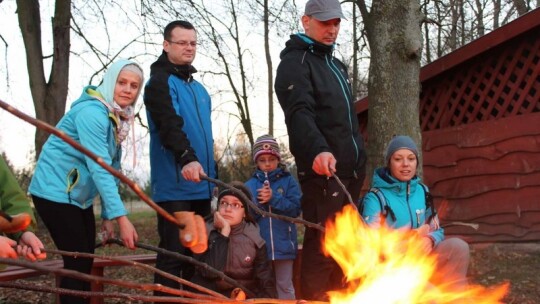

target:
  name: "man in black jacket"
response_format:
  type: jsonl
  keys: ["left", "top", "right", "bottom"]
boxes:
{"left": 274, "top": 0, "right": 367, "bottom": 300}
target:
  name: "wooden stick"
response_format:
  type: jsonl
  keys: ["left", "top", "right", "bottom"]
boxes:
{"left": 106, "top": 238, "right": 258, "bottom": 298}
{"left": 0, "top": 281, "right": 239, "bottom": 303}
{"left": 0, "top": 99, "right": 181, "bottom": 228}
{"left": 202, "top": 176, "right": 325, "bottom": 232}
{"left": 43, "top": 247, "right": 228, "bottom": 299}
{"left": 0, "top": 257, "right": 222, "bottom": 301}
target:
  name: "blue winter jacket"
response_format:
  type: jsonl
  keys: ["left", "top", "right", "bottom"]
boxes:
{"left": 245, "top": 167, "right": 302, "bottom": 260}
{"left": 144, "top": 52, "right": 216, "bottom": 202}
{"left": 29, "top": 87, "right": 126, "bottom": 220}
{"left": 361, "top": 167, "right": 444, "bottom": 246}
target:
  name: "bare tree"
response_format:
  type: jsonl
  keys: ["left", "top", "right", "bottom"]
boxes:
{"left": 246, "top": 0, "right": 300, "bottom": 135}
{"left": 512, "top": 0, "right": 529, "bottom": 15}
{"left": 16, "top": 0, "right": 71, "bottom": 158}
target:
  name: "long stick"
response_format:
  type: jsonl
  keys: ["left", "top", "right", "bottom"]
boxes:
{"left": 0, "top": 257, "right": 220, "bottom": 301}
{"left": 0, "top": 281, "right": 238, "bottom": 303}
{"left": 0, "top": 99, "right": 181, "bottom": 229}
{"left": 43, "top": 247, "right": 228, "bottom": 299}
{"left": 105, "top": 238, "right": 258, "bottom": 298}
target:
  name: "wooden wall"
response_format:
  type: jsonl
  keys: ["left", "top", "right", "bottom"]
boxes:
{"left": 422, "top": 112, "right": 540, "bottom": 243}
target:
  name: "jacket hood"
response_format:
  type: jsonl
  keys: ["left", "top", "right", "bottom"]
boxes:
{"left": 279, "top": 33, "right": 335, "bottom": 59}
{"left": 95, "top": 59, "right": 144, "bottom": 107}
{"left": 150, "top": 51, "right": 198, "bottom": 81}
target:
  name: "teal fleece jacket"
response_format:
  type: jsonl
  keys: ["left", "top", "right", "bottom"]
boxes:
{"left": 29, "top": 59, "right": 139, "bottom": 220}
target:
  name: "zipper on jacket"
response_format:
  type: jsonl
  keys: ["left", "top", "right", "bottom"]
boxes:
{"left": 66, "top": 168, "right": 80, "bottom": 204}
{"left": 187, "top": 82, "right": 212, "bottom": 197}
{"left": 406, "top": 182, "right": 415, "bottom": 228}
{"left": 325, "top": 55, "right": 360, "bottom": 166}
{"left": 264, "top": 172, "right": 275, "bottom": 260}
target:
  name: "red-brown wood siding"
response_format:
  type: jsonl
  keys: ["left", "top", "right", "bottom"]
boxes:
{"left": 422, "top": 112, "right": 540, "bottom": 243}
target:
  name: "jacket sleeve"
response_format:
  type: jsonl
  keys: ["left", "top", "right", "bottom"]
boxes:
{"left": 360, "top": 192, "right": 384, "bottom": 229}
{"left": 0, "top": 155, "right": 37, "bottom": 239}
{"left": 75, "top": 105, "right": 127, "bottom": 220}
{"left": 267, "top": 176, "right": 302, "bottom": 217}
{"left": 253, "top": 244, "right": 278, "bottom": 298}
{"left": 425, "top": 206, "right": 445, "bottom": 246}
{"left": 143, "top": 72, "right": 198, "bottom": 167}
{"left": 195, "top": 231, "right": 229, "bottom": 279}
{"left": 275, "top": 57, "right": 331, "bottom": 164}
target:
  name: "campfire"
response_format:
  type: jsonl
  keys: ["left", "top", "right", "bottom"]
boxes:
{"left": 323, "top": 205, "right": 508, "bottom": 303}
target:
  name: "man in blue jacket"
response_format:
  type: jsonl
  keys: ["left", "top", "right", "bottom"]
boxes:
{"left": 274, "top": 0, "right": 367, "bottom": 300}
{"left": 144, "top": 20, "right": 217, "bottom": 298}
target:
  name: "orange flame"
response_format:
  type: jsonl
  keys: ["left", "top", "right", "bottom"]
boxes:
{"left": 323, "top": 205, "right": 508, "bottom": 304}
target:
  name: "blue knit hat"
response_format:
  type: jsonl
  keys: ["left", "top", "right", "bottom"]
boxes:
{"left": 384, "top": 135, "right": 419, "bottom": 165}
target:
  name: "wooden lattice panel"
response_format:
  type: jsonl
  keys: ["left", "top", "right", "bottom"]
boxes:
{"left": 420, "top": 34, "right": 540, "bottom": 131}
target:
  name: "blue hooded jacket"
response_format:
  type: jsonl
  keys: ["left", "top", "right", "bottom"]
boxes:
{"left": 361, "top": 167, "right": 445, "bottom": 246}
{"left": 245, "top": 167, "right": 302, "bottom": 260}
{"left": 144, "top": 52, "right": 216, "bottom": 202}
{"left": 29, "top": 59, "right": 142, "bottom": 220}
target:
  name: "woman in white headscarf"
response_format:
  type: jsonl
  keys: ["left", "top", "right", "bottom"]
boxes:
{"left": 29, "top": 59, "right": 143, "bottom": 304}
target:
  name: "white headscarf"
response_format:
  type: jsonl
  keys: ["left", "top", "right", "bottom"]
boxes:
{"left": 95, "top": 59, "right": 144, "bottom": 143}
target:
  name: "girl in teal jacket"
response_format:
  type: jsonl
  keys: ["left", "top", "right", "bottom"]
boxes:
{"left": 29, "top": 59, "right": 142, "bottom": 303}
{"left": 362, "top": 136, "right": 469, "bottom": 290}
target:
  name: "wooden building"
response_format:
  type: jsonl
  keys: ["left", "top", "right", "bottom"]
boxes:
{"left": 356, "top": 8, "right": 540, "bottom": 243}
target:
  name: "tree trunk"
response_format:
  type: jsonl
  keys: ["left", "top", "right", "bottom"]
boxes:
{"left": 358, "top": 0, "right": 424, "bottom": 179}
{"left": 16, "top": 0, "right": 71, "bottom": 159}
{"left": 263, "top": 0, "right": 274, "bottom": 136}
{"left": 512, "top": 0, "right": 529, "bottom": 15}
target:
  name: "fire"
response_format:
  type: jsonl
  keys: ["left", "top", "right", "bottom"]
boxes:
{"left": 323, "top": 205, "right": 508, "bottom": 304}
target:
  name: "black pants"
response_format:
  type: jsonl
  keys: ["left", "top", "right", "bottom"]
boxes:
{"left": 33, "top": 195, "right": 95, "bottom": 304}
{"left": 153, "top": 199, "right": 210, "bottom": 299}
{"left": 299, "top": 176, "right": 364, "bottom": 301}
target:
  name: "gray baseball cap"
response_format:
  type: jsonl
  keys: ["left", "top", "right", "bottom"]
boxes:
{"left": 304, "top": 0, "right": 346, "bottom": 21}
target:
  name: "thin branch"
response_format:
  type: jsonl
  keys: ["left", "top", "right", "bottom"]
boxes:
{"left": 43, "top": 247, "right": 228, "bottom": 300}
{"left": 0, "top": 281, "right": 235, "bottom": 303}
{"left": 202, "top": 176, "right": 325, "bottom": 232}
{"left": 0, "top": 257, "right": 214, "bottom": 301}
{"left": 105, "top": 238, "right": 258, "bottom": 298}
{"left": 0, "top": 99, "right": 181, "bottom": 229}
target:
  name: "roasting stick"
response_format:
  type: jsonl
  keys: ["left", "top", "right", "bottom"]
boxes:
{"left": 0, "top": 99, "right": 181, "bottom": 229}
{"left": 330, "top": 172, "right": 359, "bottom": 212}
{"left": 201, "top": 176, "right": 326, "bottom": 232}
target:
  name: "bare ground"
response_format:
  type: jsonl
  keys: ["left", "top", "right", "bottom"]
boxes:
{"left": 1, "top": 209, "right": 539, "bottom": 303}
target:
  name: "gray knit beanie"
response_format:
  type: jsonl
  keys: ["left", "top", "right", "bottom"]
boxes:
{"left": 384, "top": 135, "right": 419, "bottom": 165}
{"left": 252, "top": 134, "right": 281, "bottom": 162}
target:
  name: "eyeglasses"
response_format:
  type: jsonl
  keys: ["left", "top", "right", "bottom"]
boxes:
{"left": 219, "top": 201, "right": 243, "bottom": 210}
{"left": 167, "top": 40, "right": 198, "bottom": 47}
